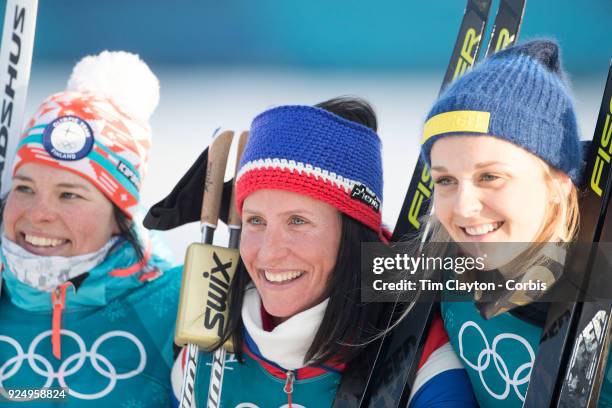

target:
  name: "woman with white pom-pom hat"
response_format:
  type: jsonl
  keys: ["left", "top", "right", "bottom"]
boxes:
{"left": 0, "top": 51, "right": 180, "bottom": 406}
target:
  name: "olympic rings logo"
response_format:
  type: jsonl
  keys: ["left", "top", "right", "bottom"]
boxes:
{"left": 458, "top": 321, "right": 535, "bottom": 402}
{"left": 0, "top": 329, "right": 146, "bottom": 400}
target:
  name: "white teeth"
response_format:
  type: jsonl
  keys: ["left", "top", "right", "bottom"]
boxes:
{"left": 264, "top": 270, "right": 304, "bottom": 283}
{"left": 24, "top": 234, "right": 65, "bottom": 247}
{"left": 464, "top": 222, "right": 501, "bottom": 236}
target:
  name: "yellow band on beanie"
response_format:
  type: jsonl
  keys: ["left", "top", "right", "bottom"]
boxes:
{"left": 421, "top": 110, "right": 490, "bottom": 145}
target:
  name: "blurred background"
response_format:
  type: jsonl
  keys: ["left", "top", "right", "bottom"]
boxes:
{"left": 3, "top": 0, "right": 611, "bottom": 262}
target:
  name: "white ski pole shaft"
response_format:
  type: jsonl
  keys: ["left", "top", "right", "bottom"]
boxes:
{"left": 207, "top": 130, "right": 248, "bottom": 408}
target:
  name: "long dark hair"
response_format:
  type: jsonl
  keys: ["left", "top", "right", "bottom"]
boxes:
{"left": 112, "top": 205, "right": 145, "bottom": 262}
{"left": 213, "top": 96, "right": 387, "bottom": 365}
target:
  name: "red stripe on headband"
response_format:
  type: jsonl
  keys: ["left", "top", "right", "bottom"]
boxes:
{"left": 236, "top": 167, "right": 381, "bottom": 235}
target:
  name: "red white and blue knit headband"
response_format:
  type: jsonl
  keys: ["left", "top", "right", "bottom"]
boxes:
{"left": 235, "top": 105, "right": 384, "bottom": 236}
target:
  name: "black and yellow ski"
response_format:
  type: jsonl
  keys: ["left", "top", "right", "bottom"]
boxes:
{"left": 333, "top": 1, "right": 527, "bottom": 406}
{"left": 524, "top": 63, "right": 612, "bottom": 408}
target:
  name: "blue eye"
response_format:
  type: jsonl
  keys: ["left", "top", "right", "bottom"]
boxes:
{"left": 247, "top": 216, "right": 264, "bottom": 225}
{"left": 14, "top": 185, "right": 33, "bottom": 194}
{"left": 290, "top": 216, "right": 306, "bottom": 225}
{"left": 434, "top": 176, "right": 455, "bottom": 186}
{"left": 480, "top": 174, "right": 500, "bottom": 182}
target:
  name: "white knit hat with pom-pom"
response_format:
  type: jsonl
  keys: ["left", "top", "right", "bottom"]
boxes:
{"left": 12, "top": 51, "right": 160, "bottom": 218}
{"left": 67, "top": 51, "right": 159, "bottom": 122}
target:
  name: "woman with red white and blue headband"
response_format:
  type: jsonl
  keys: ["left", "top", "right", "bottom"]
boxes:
{"left": 166, "top": 97, "right": 477, "bottom": 407}
{"left": 0, "top": 51, "right": 179, "bottom": 407}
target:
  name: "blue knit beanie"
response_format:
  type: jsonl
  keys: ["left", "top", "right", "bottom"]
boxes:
{"left": 421, "top": 40, "right": 582, "bottom": 184}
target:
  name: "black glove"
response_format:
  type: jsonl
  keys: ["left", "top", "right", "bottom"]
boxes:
{"left": 143, "top": 147, "right": 234, "bottom": 231}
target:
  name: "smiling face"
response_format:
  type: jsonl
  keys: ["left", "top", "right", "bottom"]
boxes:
{"left": 430, "top": 136, "right": 556, "bottom": 246}
{"left": 3, "top": 163, "right": 119, "bottom": 257}
{"left": 240, "top": 189, "right": 342, "bottom": 322}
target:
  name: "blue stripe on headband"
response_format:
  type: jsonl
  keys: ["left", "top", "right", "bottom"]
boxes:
{"left": 16, "top": 134, "right": 140, "bottom": 200}
{"left": 240, "top": 105, "right": 383, "bottom": 200}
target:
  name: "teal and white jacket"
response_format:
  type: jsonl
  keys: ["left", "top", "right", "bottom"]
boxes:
{"left": 441, "top": 299, "right": 612, "bottom": 407}
{"left": 0, "top": 238, "right": 181, "bottom": 407}
{"left": 171, "top": 286, "right": 345, "bottom": 408}
{"left": 442, "top": 300, "right": 541, "bottom": 407}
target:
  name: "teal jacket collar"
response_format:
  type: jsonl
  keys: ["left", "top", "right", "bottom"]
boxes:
{"left": 1, "top": 239, "right": 171, "bottom": 312}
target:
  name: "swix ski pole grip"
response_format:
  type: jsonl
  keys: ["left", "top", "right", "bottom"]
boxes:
{"left": 227, "top": 131, "right": 249, "bottom": 230}
{"left": 175, "top": 244, "right": 240, "bottom": 348}
{"left": 201, "top": 130, "right": 234, "bottom": 229}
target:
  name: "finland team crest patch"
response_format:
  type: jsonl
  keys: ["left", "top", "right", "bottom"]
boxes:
{"left": 43, "top": 115, "right": 94, "bottom": 161}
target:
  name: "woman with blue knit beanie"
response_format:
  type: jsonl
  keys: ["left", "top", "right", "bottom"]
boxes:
{"left": 407, "top": 40, "right": 589, "bottom": 407}
{"left": 167, "top": 97, "right": 439, "bottom": 407}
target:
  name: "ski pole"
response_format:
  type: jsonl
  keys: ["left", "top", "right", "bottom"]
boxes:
{"left": 227, "top": 131, "right": 249, "bottom": 248}
{"left": 176, "top": 129, "right": 235, "bottom": 408}
{"left": 206, "top": 130, "right": 248, "bottom": 407}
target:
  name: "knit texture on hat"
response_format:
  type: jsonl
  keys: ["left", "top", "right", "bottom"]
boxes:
{"left": 12, "top": 51, "right": 159, "bottom": 218}
{"left": 235, "top": 105, "right": 384, "bottom": 235}
{"left": 421, "top": 40, "right": 582, "bottom": 184}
